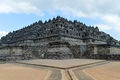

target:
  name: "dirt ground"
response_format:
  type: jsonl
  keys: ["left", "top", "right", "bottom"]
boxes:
{"left": 0, "top": 64, "right": 49, "bottom": 80}
{"left": 84, "top": 62, "right": 120, "bottom": 80}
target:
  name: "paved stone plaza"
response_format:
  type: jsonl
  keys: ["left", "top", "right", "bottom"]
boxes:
{"left": 1, "top": 59, "right": 119, "bottom": 80}
{"left": 17, "top": 59, "right": 105, "bottom": 68}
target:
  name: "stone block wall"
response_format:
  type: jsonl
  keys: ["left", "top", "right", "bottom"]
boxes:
{"left": 0, "top": 46, "right": 32, "bottom": 61}
{"left": 109, "top": 47, "right": 120, "bottom": 54}
{"left": 86, "top": 44, "right": 120, "bottom": 60}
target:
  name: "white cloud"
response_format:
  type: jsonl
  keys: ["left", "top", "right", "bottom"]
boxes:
{"left": 101, "top": 14, "right": 120, "bottom": 25}
{"left": 0, "top": 0, "right": 120, "bottom": 17}
{"left": 0, "top": 31, "right": 8, "bottom": 38}
{"left": 0, "top": 0, "right": 120, "bottom": 40}
{"left": 95, "top": 24, "right": 113, "bottom": 31}
{"left": 100, "top": 14, "right": 120, "bottom": 34}
{"left": 0, "top": 0, "right": 41, "bottom": 15}
{"left": 1, "top": 0, "right": 120, "bottom": 20}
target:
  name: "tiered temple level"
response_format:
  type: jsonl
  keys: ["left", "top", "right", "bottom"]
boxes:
{"left": 0, "top": 16, "right": 120, "bottom": 60}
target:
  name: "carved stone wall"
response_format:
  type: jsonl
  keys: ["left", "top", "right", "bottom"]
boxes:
{"left": 0, "top": 46, "right": 32, "bottom": 61}
{"left": 0, "top": 16, "right": 120, "bottom": 60}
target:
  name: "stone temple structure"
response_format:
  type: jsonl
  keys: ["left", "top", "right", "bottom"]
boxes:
{"left": 0, "top": 16, "right": 120, "bottom": 61}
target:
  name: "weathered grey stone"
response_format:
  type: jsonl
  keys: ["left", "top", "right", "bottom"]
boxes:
{"left": 0, "top": 16, "right": 120, "bottom": 60}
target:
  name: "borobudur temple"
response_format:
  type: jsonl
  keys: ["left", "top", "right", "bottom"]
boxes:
{"left": 0, "top": 16, "right": 120, "bottom": 61}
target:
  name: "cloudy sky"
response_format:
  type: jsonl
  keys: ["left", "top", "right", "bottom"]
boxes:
{"left": 0, "top": 0, "right": 120, "bottom": 40}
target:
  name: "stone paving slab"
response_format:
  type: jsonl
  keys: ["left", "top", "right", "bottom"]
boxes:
{"left": 17, "top": 59, "right": 105, "bottom": 68}
{"left": 47, "top": 70, "right": 61, "bottom": 80}
{"left": 74, "top": 70, "right": 93, "bottom": 80}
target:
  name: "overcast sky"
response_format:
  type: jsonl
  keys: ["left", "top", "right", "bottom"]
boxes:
{"left": 0, "top": 0, "right": 120, "bottom": 40}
